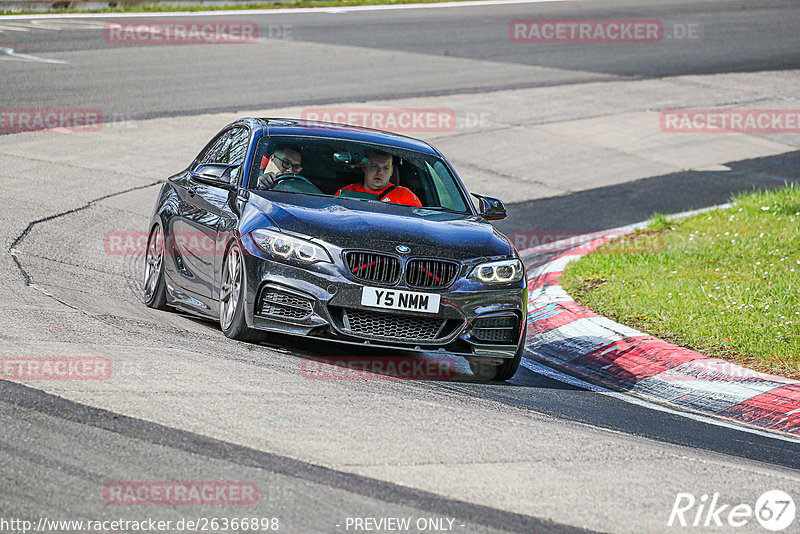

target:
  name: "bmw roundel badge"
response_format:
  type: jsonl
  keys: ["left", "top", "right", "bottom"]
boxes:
{"left": 396, "top": 245, "right": 411, "bottom": 254}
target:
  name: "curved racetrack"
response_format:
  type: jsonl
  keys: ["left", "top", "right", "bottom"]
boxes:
{"left": 2, "top": 1, "right": 800, "bottom": 531}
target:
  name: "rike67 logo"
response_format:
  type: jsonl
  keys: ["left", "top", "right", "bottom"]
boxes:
{"left": 668, "top": 490, "right": 796, "bottom": 531}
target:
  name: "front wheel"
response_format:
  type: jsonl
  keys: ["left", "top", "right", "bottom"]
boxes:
{"left": 469, "top": 324, "right": 526, "bottom": 381}
{"left": 219, "top": 242, "right": 265, "bottom": 342}
{"left": 143, "top": 223, "right": 167, "bottom": 310}
{"left": 492, "top": 338, "right": 525, "bottom": 381}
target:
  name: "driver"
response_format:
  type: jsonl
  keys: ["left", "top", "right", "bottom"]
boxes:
{"left": 335, "top": 149, "right": 422, "bottom": 207}
{"left": 257, "top": 144, "right": 303, "bottom": 189}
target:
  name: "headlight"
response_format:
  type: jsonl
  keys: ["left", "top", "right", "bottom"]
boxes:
{"left": 251, "top": 229, "right": 332, "bottom": 264}
{"left": 470, "top": 259, "right": 524, "bottom": 284}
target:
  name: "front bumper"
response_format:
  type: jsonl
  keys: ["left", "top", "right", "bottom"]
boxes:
{"left": 240, "top": 239, "right": 527, "bottom": 359}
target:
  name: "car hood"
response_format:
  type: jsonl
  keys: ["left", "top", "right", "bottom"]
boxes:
{"left": 243, "top": 192, "right": 512, "bottom": 259}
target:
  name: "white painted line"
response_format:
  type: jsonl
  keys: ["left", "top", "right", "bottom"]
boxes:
{"left": 521, "top": 357, "right": 800, "bottom": 444}
{"left": 526, "top": 316, "right": 643, "bottom": 349}
{"left": 527, "top": 285, "right": 572, "bottom": 306}
{"left": 634, "top": 376, "right": 784, "bottom": 410}
{"left": 0, "top": 46, "right": 65, "bottom": 63}
{"left": 0, "top": 0, "right": 570, "bottom": 20}
{"left": 527, "top": 253, "right": 577, "bottom": 276}
{"left": 661, "top": 359, "right": 797, "bottom": 385}
{"left": 0, "top": 21, "right": 32, "bottom": 31}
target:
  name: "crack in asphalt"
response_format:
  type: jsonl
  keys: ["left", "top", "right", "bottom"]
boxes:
{"left": 8, "top": 180, "right": 162, "bottom": 277}
{"left": 6, "top": 180, "right": 163, "bottom": 314}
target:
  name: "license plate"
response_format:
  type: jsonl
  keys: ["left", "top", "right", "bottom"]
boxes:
{"left": 361, "top": 287, "right": 440, "bottom": 314}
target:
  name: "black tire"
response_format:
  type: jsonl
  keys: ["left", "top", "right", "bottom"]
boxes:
{"left": 493, "top": 335, "right": 525, "bottom": 381}
{"left": 219, "top": 242, "right": 265, "bottom": 342}
{"left": 143, "top": 223, "right": 167, "bottom": 310}
{"left": 470, "top": 324, "right": 526, "bottom": 381}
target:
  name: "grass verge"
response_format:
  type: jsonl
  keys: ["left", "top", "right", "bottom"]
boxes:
{"left": 1, "top": 0, "right": 479, "bottom": 16}
{"left": 562, "top": 185, "right": 800, "bottom": 379}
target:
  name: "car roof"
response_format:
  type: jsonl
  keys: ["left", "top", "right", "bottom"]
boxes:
{"left": 246, "top": 117, "right": 441, "bottom": 156}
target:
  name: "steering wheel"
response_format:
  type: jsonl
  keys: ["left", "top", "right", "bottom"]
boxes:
{"left": 273, "top": 173, "right": 314, "bottom": 186}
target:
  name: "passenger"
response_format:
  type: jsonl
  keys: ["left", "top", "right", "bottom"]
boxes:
{"left": 336, "top": 149, "right": 422, "bottom": 207}
{"left": 257, "top": 144, "right": 303, "bottom": 189}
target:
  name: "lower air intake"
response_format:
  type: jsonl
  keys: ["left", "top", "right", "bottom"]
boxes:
{"left": 259, "top": 290, "right": 313, "bottom": 320}
{"left": 471, "top": 315, "right": 518, "bottom": 344}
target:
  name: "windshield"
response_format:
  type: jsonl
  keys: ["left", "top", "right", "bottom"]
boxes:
{"left": 247, "top": 135, "right": 472, "bottom": 214}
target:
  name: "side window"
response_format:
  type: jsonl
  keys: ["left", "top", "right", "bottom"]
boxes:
{"left": 198, "top": 130, "right": 231, "bottom": 166}
{"left": 222, "top": 128, "right": 250, "bottom": 182}
{"left": 248, "top": 136, "right": 271, "bottom": 189}
{"left": 195, "top": 127, "right": 250, "bottom": 183}
{"left": 425, "top": 161, "right": 470, "bottom": 213}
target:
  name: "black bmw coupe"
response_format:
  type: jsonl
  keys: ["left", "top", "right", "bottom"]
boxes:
{"left": 143, "top": 118, "right": 527, "bottom": 380}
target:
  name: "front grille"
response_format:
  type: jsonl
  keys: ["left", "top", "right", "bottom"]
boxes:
{"left": 345, "top": 252, "right": 401, "bottom": 284}
{"left": 472, "top": 315, "right": 519, "bottom": 344}
{"left": 259, "top": 290, "right": 313, "bottom": 320}
{"left": 340, "top": 308, "right": 447, "bottom": 341}
{"left": 406, "top": 259, "right": 459, "bottom": 288}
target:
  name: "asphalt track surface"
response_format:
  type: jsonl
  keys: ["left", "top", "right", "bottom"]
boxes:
{"left": 2, "top": 0, "right": 800, "bottom": 532}
{"left": 1, "top": 0, "right": 799, "bottom": 119}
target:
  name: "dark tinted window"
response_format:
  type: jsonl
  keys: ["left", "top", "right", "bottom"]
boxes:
{"left": 248, "top": 135, "right": 471, "bottom": 214}
{"left": 196, "top": 127, "right": 250, "bottom": 183}
{"left": 220, "top": 128, "right": 249, "bottom": 165}
{"left": 198, "top": 130, "right": 230, "bottom": 165}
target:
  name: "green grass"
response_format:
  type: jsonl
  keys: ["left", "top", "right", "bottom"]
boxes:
{"left": 562, "top": 185, "right": 800, "bottom": 379}
{"left": 0, "top": 0, "right": 477, "bottom": 15}
{"left": 646, "top": 212, "right": 670, "bottom": 231}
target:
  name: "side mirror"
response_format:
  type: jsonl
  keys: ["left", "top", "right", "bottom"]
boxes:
{"left": 191, "top": 163, "right": 238, "bottom": 190}
{"left": 472, "top": 193, "right": 507, "bottom": 220}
